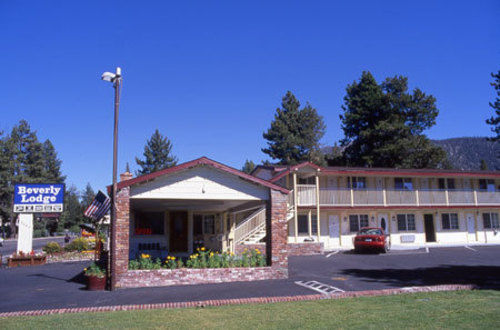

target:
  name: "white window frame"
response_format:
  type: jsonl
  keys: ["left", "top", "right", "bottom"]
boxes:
{"left": 441, "top": 213, "right": 459, "bottom": 230}
{"left": 483, "top": 213, "right": 500, "bottom": 229}
{"left": 349, "top": 214, "right": 369, "bottom": 233}
{"left": 397, "top": 214, "right": 416, "bottom": 232}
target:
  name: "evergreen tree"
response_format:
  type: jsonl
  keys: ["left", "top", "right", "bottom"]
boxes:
{"left": 241, "top": 160, "right": 256, "bottom": 174}
{"left": 480, "top": 159, "right": 489, "bottom": 170}
{"left": 0, "top": 133, "right": 13, "bottom": 238}
{"left": 135, "top": 129, "right": 178, "bottom": 175}
{"left": 58, "top": 185, "right": 84, "bottom": 232}
{"left": 340, "top": 71, "right": 448, "bottom": 168}
{"left": 262, "top": 91, "right": 326, "bottom": 165}
{"left": 81, "top": 183, "right": 96, "bottom": 209}
{"left": 486, "top": 70, "right": 500, "bottom": 141}
{"left": 42, "top": 139, "right": 65, "bottom": 183}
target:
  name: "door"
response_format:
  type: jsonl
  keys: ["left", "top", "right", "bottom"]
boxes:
{"left": 169, "top": 211, "right": 188, "bottom": 252}
{"left": 424, "top": 214, "right": 436, "bottom": 242}
{"left": 378, "top": 213, "right": 389, "bottom": 234}
{"left": 328, "top": 215, "right": 340, "bottom": 246}
{"left": 466, "top": 213, "right": 476, "bottom": 242}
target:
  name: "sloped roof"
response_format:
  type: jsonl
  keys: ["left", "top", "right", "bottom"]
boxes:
{"left": 114, "top": 157, "right": 290, "bottom": 194}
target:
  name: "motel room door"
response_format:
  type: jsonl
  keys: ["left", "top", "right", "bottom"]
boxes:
{"left": 328, "top": 215, "right": 340, "bottom": 246}
{"left": 378, "top": 213, "right": 389, "bottom": 234}
{"left": 424, "top": 214, "right": 436, "bottom": 242}
{"left": 169, "top": 211, "right": 189, "bottom": 252}
{"left": 466, "top": 213, "right": 477, "bottom": 242}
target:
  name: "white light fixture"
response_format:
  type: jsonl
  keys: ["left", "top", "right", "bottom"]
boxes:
{"left": 101, "top": 67, "right": 122, "bottom": 83}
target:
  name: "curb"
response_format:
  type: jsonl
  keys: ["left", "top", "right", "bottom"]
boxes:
{"left": 0, "top": 284, "right": 476, "bottom": 318}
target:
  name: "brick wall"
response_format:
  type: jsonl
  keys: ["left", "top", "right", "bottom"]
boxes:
{"left": 267, "top": 189, "right": 288, "bottom": 278}
{"left": 113, "top": 186, "right": 130, "bottom": 287}
{"left": 235, "top": 242, "right": 323, "bottom": 256}
{"left": 117, "top": 267, "right": 285, "bottom": 288}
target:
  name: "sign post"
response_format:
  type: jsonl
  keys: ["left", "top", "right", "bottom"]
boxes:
{"left": 13, "top": 183, "right": 64, "bottom": 254}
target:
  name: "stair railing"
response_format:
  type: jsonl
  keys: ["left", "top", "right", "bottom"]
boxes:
{"left": 234, "top": 207, "right": 266, "bottom": 244}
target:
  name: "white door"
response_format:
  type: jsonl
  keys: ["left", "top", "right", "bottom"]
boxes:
{"left": 328, "top": 215, "right": 340, "bottom": 246}
{"left": 378, "top": 213, "right": 389, "bottom": 234}
{"left": 466, "top": 213, "right": 476, "bottom": 242}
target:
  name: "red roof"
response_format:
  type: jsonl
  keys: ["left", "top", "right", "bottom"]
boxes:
{"left": 113, "top": 157, "right": 290, "bottom": 194}
{"left": 267, "top": 162, "right": 500, "bottom": 182}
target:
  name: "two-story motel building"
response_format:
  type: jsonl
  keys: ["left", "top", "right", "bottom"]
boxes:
{"left": 252, "top": 162, "right": 500, "bottom": 250}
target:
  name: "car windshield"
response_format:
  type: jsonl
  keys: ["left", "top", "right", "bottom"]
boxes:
{"left": 359, "top": 228, "right": 383, "bottom": 235}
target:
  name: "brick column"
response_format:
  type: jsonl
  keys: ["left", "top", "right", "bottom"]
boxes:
{"left": 112, "top": 186, "right": 130, "bottom": 286}
{"left": 266, "top": 189, "right": 288, "bottom": 277}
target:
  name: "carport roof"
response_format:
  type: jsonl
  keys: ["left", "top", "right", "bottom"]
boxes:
{"left": 113, "top": 156, "right": 290, "bottom": 194}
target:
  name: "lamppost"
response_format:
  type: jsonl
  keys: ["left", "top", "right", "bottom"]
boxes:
{"left": 101, "top": 67, "right": 122, "bottom": 290}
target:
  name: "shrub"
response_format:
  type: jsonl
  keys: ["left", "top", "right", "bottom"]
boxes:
{"left": 84, "top": 262, "right": 106, "bottom": 278}
{"left": 64, "top": 237, "right": 90, "bottom": 252}
{"left": 42, "top": 241, "right": 62, "bottom": 254}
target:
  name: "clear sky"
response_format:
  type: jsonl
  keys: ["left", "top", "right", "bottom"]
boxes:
{"left": 1, "top": 1, "right": 499, "bottom": 192}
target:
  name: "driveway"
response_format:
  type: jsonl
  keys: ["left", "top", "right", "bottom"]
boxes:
{"left": 0, "top": 237, "right": 65, "bottom": 262}
{"left": 1, "top": 246, "right": 499, "bottom": 313}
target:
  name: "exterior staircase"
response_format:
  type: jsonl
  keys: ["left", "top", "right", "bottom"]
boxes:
{"left": 234, "top": 207, "right": 267, "bottom": 244}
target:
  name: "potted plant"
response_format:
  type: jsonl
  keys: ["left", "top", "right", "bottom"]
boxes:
{"left": 84, "top": 262, "right": 106, "bottom": 290}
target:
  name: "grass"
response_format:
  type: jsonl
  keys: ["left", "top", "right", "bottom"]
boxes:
{"left": 2, "top": 290, "right": 500, "bottom": 329}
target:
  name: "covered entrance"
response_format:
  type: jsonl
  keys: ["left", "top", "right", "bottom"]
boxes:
{"left": 169, "top": 211, "right": 188, "bottom": 252}
{"left": 424, "top": 214, "right": 436, "bottom": 242}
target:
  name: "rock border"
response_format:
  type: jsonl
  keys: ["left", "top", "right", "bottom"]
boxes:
{"left": 0, "top": 284, "right": 477, "bottom": 318}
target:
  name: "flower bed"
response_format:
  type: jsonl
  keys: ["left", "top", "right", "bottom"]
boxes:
{"left": 128, "top": 247, "right": 266, "bottom": 270}
{"left": 119, "top": 247, "right": 279, "bottom": 288}
{"left": 7, "top": 252, "right": 46, "bottom": 268}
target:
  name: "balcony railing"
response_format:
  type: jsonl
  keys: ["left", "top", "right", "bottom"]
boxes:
{"left": 294, "top": 187, "right": 500, "bottom": 207}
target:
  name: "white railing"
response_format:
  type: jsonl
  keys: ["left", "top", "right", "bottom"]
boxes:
{"left": 296, "top": 187, "right": 500, "bottom": 207}
{"left": 418, "top": 189, "right": 446, "bottom": 205}
{"left": 297, "top": 184, "right": 316, "bottom": 205}
{"left": 386, "top": 189, "right": 417, "bottom": 205}
{"left": 477, "top": 190, "right": 500, "bottom": 204}
{"left": 234, "top": 207, "right": 266, "bottom": 244}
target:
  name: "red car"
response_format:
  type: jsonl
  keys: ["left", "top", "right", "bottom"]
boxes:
{"left": 353, "top": 227, "right": 390, "bottom": 253}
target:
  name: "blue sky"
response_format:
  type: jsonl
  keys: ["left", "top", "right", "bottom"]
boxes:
{"left": 1, "top": 1, "right": 499, "bottom": 192}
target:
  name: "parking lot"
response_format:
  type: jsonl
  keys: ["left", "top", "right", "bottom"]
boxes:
{"left": 1, "top": 246, "right": 499, "bottom": 313}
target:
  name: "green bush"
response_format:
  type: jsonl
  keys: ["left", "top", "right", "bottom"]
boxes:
{"left": 42, "top": 241, "right": 62, "bottom": 254}
{"left": 64, "top": 237, "right": 90, "bottom": 252}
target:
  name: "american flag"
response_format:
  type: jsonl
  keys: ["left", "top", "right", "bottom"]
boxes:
{"left": 84, "top": 191, "right": 111, "bottom": 220}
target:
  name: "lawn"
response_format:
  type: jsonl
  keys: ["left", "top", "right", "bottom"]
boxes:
{"left": 2, "top": 290, "right": 500, "bottom": 329}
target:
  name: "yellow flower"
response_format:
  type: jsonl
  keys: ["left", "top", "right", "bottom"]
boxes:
{"left": 141, "top": 253, "right": 150, "bottom": 259}
{"left": 200, "top": 247, "right": 206, "bottom": 251}
{"left": 84, "top": 268, "right": 87, "bottom": 271}
{"left": 256, "top": 250, "right": 261, "bottom": 254}
{"left": 210, "top": 252, "right": 214, "bottom": 257}
{"left": 171, "top": 256, "right": 176, "bottom": 260}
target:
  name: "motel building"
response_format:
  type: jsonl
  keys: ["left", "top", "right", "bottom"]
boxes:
{"left": 109, "top": 157, "right": 500, "bottom": 288}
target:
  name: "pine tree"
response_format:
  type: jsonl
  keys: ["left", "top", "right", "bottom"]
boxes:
{"left": 0, "top": 133, "right": 13, "bottom": 238}
{"left": 340, "top": 71, "right": 448, "bottom": 168}
{"left": 241, "top": 160, "right": 256, "bottom": 174}
{"left": 135, "top": 129, "right": 178, "bottom": 175}
{"left": 480, "top": 159, "right": 489, "bottom": 170}
{"left": 42, "top": 139, "right": 65, "bottom": 183}
{"left": 262, "top": 91, "right": 326, "bottom": 165}
{"left": 81, "top": 183, "right": 96, "bottom": 209}
{"left": 486, "top": 70, "right": 500, "bottom": 141}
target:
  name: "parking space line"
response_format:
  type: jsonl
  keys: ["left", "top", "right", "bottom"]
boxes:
{"left": 294, "top": 280, "right": 345, "bottom": 295}
{"left": 325, "top": 251, "right": 340, "bottom": 258}
{"left": 464, "top": 246, "right": 477, "bottom": 251}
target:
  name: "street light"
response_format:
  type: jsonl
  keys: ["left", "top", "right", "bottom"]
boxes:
{"left": 101, "top": 67, "right": 122, "bottom": 291}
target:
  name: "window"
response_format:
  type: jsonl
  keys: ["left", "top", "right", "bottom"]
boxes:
{"left": 349, "top": 214, "right": 369, "bottom": 232}
{"left": 298, "top": 177, "right": 315, "bottom": 184}
{"left": 347, "top": 177, "right": 367, "bottom": 189}
{"left": 483, "top": 213, "right": 500, "bottom": 229}
{"left": 193, "top": 214, "right": 203, "bottom": 236}
{"left": 311, "top": 215, "right": 318, "bottom": 235}
{"left": 395, "top": 178, "right": 413, "bottom": 190}
{"left": 298, "top": 215, "right": 309, "bottom": 235}
{"left": 134, "top": 212, "right": 164, "bottom": 235}
{"left": 203, "top": 215, "right": 215, "bottom": 234}
{"left": 479, "top": 179, "right": 495, "bottom": 192}
{"left": 438, "top": 178, "right": 455, "bottom": 190}
{"left": 441, "top": 213, "right": 459, "bottom": 230}
{"left": 397, "top": 214, "right": 416, "bottom": 231}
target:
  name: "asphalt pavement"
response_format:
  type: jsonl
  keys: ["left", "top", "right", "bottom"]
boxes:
{"left": 1, "top": 245, "right": 499, "bottom": 313}
{"left": 0, "top": 236, "right": 65, "bottom": 260}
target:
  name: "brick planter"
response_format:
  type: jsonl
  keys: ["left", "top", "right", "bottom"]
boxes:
{"left": 7, "top": 255, "right": 47, "bottom": 268}
{"left": 117, "top": 266, "right": 286, "bottom": 288}
{"left": 235, "top": 242, "right": 324, "bottom": 256}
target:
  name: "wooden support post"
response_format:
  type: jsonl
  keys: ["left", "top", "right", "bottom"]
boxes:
{"left": 293, "top": 171, "right": 298, "bottom": 242}
{"left": 315, "top": 172, "right": 321, "bottom": 241}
